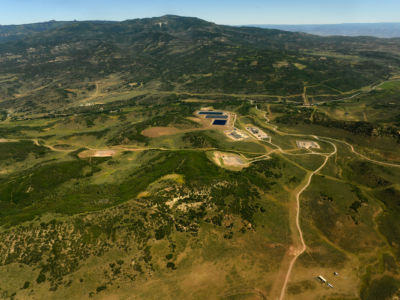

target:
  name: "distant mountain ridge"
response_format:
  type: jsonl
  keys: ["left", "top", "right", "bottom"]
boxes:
{"left": 248, "top": 23, "right": 400, "bottom": 38}
{"left": 0, "top": 20, "right": 116, "bottom": 43}
{"left": 1, "top": 15, "right": 400, "bottom": 114}
{"left": 0, "top": 21, "right": 73, "bottom": 43}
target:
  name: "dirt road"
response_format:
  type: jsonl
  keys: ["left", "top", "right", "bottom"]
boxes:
{"left": 277, "top": 141, "right": 337, "bottom": 300}
{"left": 259, "top": 105, "right": 398, "bottom": 299}
{"left": 322, "top": 137, "right": 400, "bottom": 169}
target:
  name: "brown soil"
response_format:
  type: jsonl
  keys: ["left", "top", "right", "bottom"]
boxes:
{"left": 213, "top": 151, "right": 249, "bottom": 171}
{"left": 182, "top": 99, "right": 216, "bottom": 103}
{"left": 141, "top": 127, "right": 186, "bottom": 137}
{"left": 78, "top": 150, "right": 116, "bottom": 158}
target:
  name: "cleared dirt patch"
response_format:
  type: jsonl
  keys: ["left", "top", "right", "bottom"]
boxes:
{"left": 137, "top": 191, "right": 151, "bottom": 198}
{"left": 195, "top": 110, "right": 235, "bottom": 129}
{"left": 182, "top": 99, "right": 216, "bottom": 103}
{"left": 225, "top": 128, "right": 249, "bottom": 141}
{"left": 78, "top": 150, "right": 116, "bottom": 158}
{"left": 142, "top": 109, "right": 236, "bottom": 138}
{"left": 212, "top": 151, "right": 249, "bottom": 171}
{"left": 246, "top": 125, "right": 270, "bottom": 141}
{"left": 296, "top": 141, "right": 320, "bottom": 149}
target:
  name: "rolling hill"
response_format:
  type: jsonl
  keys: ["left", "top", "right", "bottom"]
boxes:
{"left": 0, "top": 15, "right": 399, "bottom": 300}
{"left": 1, "top": 15, "right": 400, "bottom": 116}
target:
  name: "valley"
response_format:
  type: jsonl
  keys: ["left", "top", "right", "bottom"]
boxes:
{"left": 0, "top": 15, "right": 400, "bottom": 300}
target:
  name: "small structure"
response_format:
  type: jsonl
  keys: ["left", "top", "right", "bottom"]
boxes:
{"left": 327, "top": 283, "right": 334, "bottom": 288}
{"left": 317, "top": 276, "right": 327, "bottom": 284}
{"left": 333, "top": 272, "right": 339, "bottom": 276}
{"left": 225, "top": 128, "right": 249, "bottom": 141}
{"left": 230, "top": 131, "right": 243, "bottom": 139}
{"left": 246, "top": 125, "right": 270, "bottom": 141}
{"left": 249, "top": 127, "right": 259, "bottom": 134}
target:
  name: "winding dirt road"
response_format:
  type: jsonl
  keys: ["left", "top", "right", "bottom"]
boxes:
{"left": 323, "top": 137, "right": 400, "bottom": 169}
{"left": 278, "top": 140, "right": 337, "bottom": 300}
{"left": 260, "top": 105, "right": 399, "bottom": 299}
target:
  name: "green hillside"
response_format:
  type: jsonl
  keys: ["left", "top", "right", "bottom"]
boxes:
{"left": 0, "top": 15, "right": 399, "bottom": 300}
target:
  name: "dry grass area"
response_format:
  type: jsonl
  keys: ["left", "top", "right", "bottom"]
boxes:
{"left": 78, "top": 150, "right": 116, "bottom": 158}
{"left": 186, "top": 117, "right": 203, "bottom": 124}
{"left": 294, "top": 63, "right": 307, "bottom": 70}
{"left": 286, "top": 258, "right": 361, "bottom": 299}
{"left": 141, "top": 126, "right": 189, "bottom": 137}
{"left": 273, "top": 60, "right": 289, "bottom": 68}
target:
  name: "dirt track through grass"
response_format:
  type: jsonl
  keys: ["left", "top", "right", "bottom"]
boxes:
{"left": 257, "top": 103, "right": 399, "bottom": 299}
{"left": 277, "top": 140, "right": 337, "bottom": 300}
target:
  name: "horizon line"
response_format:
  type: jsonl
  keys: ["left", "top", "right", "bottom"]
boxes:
{"left": 1, "top": 15, "right": 400, "bottom": 27}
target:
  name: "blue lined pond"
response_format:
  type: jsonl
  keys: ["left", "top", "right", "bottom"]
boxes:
{"left": 212, "top": 119, "right": 227, "bottom": 125}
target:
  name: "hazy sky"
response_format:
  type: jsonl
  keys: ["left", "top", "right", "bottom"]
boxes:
{"left": 1, "top": 0, "right": 400, "bottom": 25}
